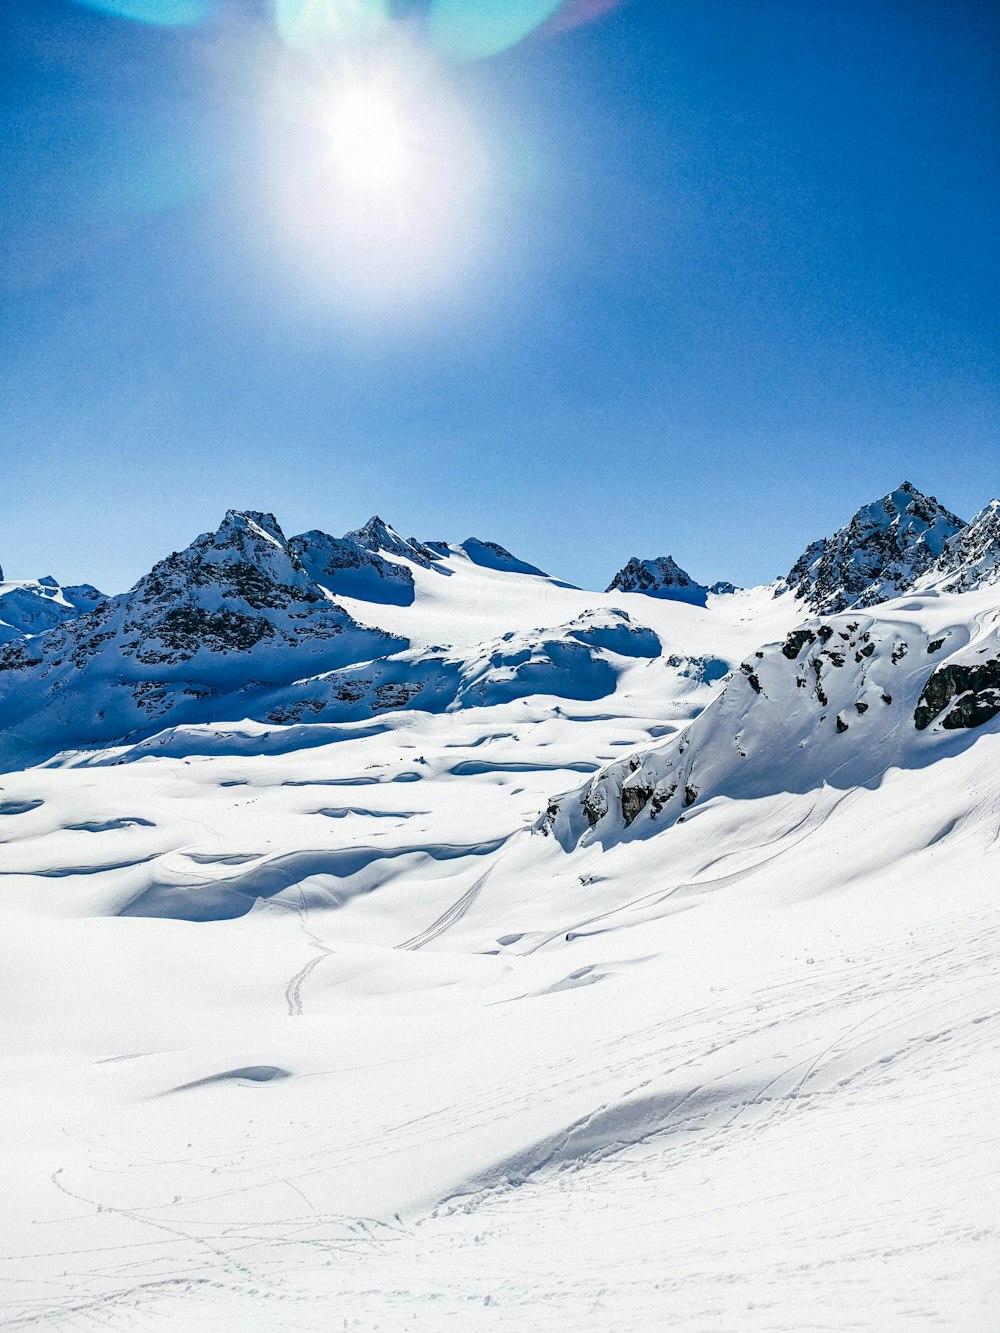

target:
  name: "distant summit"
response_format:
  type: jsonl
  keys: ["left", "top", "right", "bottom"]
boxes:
{"left": 0, "top": 571, "right": 105, "bottom": 645}
{"left": 0, "top": 509, "right": 402, "bottom": 757}
{"left": 607, "top": 555, "right": 708, "bottom": 607}
{"left": 455, "top": 538, "right": 548, "bottom": 577}
{"left": 784, "top": 481, "right": 964, "bottom": 614}
{"left": 345, "top": 516, "right": 442, "bottom": 570}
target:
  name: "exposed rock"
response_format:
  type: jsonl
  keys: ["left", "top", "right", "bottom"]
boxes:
{"left": 607, "top": 555, "right": 708, "bottom": 606}
{"left": 621, "top": 785, "right": 653, "bottom": 825}
{"left": 782, "top": 482, "right": 964, "bottom": 613}
{"left": 914, "top": 660, "right": 1000, "bottom": 731}
{"left": 928, "top": 499, "right": 1000, "bottom": 592}
{"left": 782, "top": 628, "right": 817, "bottom": 660}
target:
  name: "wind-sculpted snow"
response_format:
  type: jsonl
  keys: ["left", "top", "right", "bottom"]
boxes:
{"left": 2, "top": 494, "right": 999, "bottom": 1331}
{"left": 783, "top": 481, "right": 965, "bottom": 613}
{"left": 542, "top": 597, "right": 1000, "bottom": 846}
{"left": 450, "top": 537, "right": 549, "bottom": 578}
{"left": 249, "top": 608, "right": 662, "bottom": 725}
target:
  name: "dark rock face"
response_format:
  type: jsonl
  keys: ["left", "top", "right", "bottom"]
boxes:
{"left": 781, "top": 628, "right": 817, "bottom": 660}
{"left": 607, "top": 555, "right": 708, "bottom": 606}
{"left": 914, "top": 660, "right": 1000, "bottom": 731}
{"left": 783, "top": 482, "right": 964, "bottom": 614}
{"left": 621, "top": 784, "right": 653, "bottom": 825}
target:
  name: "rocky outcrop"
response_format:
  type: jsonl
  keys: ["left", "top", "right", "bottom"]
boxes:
{"left": 607, "top": 555, "right": 708, "bottom": 606}
{"left": 345, "top": 516, "right": 442, "bottom": 570}
{"left": 783, "top": 482, "right": 964, "bottom": 614}
{"left": 927, "top": 499, "right": 1000, "bottom": 593}
{"left": 914, "top": 659, "right": 1000, "bottom": 731}
{"left": 539, "top": 606, "right": 979, "bottom": 847}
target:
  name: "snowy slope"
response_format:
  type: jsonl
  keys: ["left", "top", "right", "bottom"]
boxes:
{"left": 544, "top": 588, "right": 1000, "bottom": 843}
{"left": 0, "top": 494, "right": 998, "bottom": 1331}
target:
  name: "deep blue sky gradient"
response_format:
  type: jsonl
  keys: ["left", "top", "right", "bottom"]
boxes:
{"left": 2, "top": 0, "right": 998, "bottom": 592}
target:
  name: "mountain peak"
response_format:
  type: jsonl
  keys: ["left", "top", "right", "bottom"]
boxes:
{"left": 784, "top": 483, "right": 965, "bottom": 613}
{"left": 345, "top": 516, "right": 439, "bottom": 568}
{"left": 606, "top": 555, "right": 708, "bottom": 606}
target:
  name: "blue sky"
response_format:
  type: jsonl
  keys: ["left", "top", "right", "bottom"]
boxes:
{"left": 2, "top": 0, "right": 998, "bottom": 593}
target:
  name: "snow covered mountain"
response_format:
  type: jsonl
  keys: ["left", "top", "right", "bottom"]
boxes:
{"left": 0, "top": 571, "right": 104, "bottom": 644}
{"left": 607, "top": 553, "right": 709, "bottom": 605}
{"left": 0, "top": 510, "right": 403, "bottom": 761}
{"left": 0, "top": 510, "right": 673, "bottom": 763}
{"left": 1, "top": 485, "right": 998, "bottom": 1331}
{"left": 782, "top": 480, "right": 964, "bottom": 613}
{"left": 926, "top": 498, "right": 1000, "bottom": 592}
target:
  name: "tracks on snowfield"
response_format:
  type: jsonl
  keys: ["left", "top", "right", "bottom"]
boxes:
{"left": 397, "top": 867, "right": 494, "bottom": 951}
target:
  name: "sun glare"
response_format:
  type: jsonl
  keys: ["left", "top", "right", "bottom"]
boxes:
{"left": 328, "top": 86, "right": 409, "bottom": 193}
{"left": 260, "top": 41, "right": 491, "bottom": 310}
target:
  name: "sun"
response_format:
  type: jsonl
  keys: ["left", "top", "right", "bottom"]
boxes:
{"left": 327, "top": 85, "right": 410, "bottom": 193}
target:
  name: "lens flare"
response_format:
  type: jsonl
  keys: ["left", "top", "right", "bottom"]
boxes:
{"left": 72, "top": 0, "right": 213, "bottom": 23}
{"left": 426, "top": 0, "right": 564, "bottom": 62}
{"left": 273, "top": 0, "right": 388, "bottom": 51}
{"left": 328, "top": 86, "right": 409, "bottom": 192}
{"left": 259, "top": 42, "right": 490, "bottom": 310}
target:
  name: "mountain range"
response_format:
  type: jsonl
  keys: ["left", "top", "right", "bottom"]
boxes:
{"left": 1, "top": 479, "right": 998, "bottom": 1330}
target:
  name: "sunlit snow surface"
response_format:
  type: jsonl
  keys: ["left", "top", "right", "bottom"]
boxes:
{"left": 0, "top": 560, "right": 997, "bottom": 1330}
